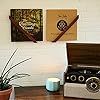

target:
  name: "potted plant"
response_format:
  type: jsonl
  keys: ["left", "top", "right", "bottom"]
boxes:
{"left": 0, "top": 49, "right": 31, "bottom": 100}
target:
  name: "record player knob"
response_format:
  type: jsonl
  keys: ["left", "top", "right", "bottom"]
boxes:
{"left": 78, "top": 75, "right": 85, "bottom": 82}
{"left": 86, "top": 77, "right": 100, "bottom": 93}
{"left": 91, "top": 82, "right": 97, "bottom": 89}
{"left": 70, "top": 75, "right": 77, "bottom": 82}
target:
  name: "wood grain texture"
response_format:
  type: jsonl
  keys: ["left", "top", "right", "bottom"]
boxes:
{"left": 67, "top": 43, "right": 100, "bottom": 66}
{"left": 15, "top": 86, "right": 86, "bottom": 100}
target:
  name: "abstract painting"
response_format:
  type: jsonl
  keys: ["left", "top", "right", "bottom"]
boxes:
{"left": 10, "top": 9, "right": 43, "bottom": 42}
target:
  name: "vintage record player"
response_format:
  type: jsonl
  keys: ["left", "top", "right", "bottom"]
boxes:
{"left": 64, "top": 43, "right": 100, "bottom": 99}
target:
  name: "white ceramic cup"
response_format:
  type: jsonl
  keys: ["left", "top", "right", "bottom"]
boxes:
{"left": 46, "top": 78, "right": 60, "bottom": 91}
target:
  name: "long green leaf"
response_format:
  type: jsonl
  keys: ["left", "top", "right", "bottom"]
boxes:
{"left": 1, "top": 48, "right": 18, "bottom": 77}
{"left": 5, "top": 73, "right": 30, "bottom": 84}
{"left": 2, "top": 58, "right": 31, "bottom": 78}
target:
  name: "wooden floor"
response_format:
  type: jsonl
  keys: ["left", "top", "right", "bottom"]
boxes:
{"left": 15, "top": 86, "right": 87, "bottom": 100}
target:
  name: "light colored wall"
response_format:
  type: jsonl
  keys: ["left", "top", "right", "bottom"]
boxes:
{"left": 0, "top": 0, "right": 100, "bottom": 86}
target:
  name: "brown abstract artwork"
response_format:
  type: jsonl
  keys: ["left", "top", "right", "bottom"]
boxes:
{"left": 10, "top": 9, "right": 43, "bottom": 42}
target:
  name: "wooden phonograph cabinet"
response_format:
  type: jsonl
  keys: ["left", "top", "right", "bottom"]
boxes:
{"left": 64, "top": 43, "right": 100, "bottom": 99}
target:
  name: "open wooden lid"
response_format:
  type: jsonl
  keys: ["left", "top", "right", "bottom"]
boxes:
{"left": 66, "top": 43, "right": 100, "bottom": 66}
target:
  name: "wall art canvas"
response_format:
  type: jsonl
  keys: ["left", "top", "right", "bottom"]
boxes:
{"left": 46, "top": 9, "right": 77, "bottom": 41}
{"left": 10, "top": 9, "right": 43, "bottom": 42}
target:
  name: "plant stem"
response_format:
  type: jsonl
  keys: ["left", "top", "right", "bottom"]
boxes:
{"left": 2, "top": 58, "right": 31, "bottom": 79}
{"left": 1, "top": 48, "right": 18, "bottom": 77}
